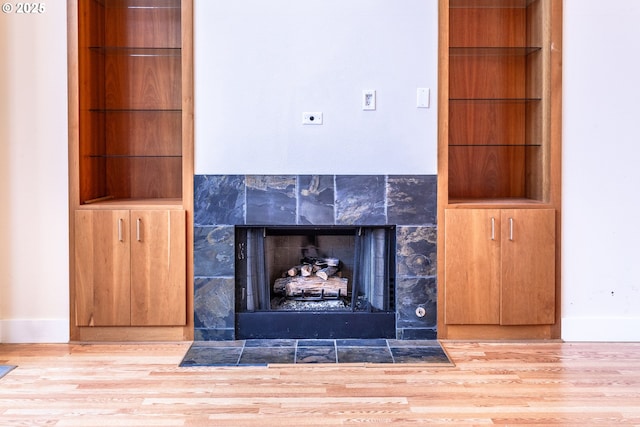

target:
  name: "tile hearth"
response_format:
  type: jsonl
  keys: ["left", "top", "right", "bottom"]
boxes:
{"left": 180, "top": 339, "right": 451, "bottom": 366}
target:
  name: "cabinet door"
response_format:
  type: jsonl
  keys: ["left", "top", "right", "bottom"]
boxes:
{"left": 130, "top": 210, "right": 186, "bottom": 326}
{"left": 500, "top": 209, "right": 556, "bottom": 325}
{"left": 75, "top": 210, "right": 131, "bottom": 326}
{"left": 444, "top": 209, "right": 501, "bottom": 324}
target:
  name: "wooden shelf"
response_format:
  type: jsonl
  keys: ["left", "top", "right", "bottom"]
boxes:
{"left": 446, "top": 0, "right": 546, "bottom": 202}
{"left": 447, "top": 198, "right": 550, "bottom": 208}
{"left": 79, "top": 197, "right": 184, "bottom": 208}
{"left": 450, "top": 47, "right": 541, "bottom": 55}
{"left": 450, "top": 0, "right": 537, "bottom": 9}
{"left": 76, "top": 0, "right": 185, "bottom": 205}
{"left": 89, "top": 47, "right": 181, "bottom": 55}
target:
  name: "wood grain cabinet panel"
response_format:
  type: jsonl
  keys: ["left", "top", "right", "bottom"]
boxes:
{"left": 444, "top": 209, "right": 501, "bottom": 325}
{"left": 500, "top": 208, "right": 555, "bottom": 325}
{"left": 130, "top": 209, "right": 186, "bottom": 326}
{"left": 75, "top": 210, "right": 131, "bottom": 327}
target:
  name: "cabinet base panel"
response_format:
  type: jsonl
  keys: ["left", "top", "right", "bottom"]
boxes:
{"left": 439, "top": 324, "right": 558, "bottom": 340}
{"left": 72, "top": 326, "right": 193, "bottom": 342}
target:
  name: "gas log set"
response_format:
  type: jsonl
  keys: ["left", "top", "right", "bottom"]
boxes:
{"left": 273, "top": 257, "right": 348, "bottom": 300}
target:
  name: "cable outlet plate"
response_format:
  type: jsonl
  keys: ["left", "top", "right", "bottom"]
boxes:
{"left": 302, "top": 112, "right": 323, "bottom": 125}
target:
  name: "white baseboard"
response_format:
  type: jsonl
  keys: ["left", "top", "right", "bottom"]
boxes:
{"left": 0, "top": 319, "right": 69, "bottom": 343}
{"left": 2, "top": 317, "right": 638, "bottom": 343}
{"left": 562, "top": 316, "right": 640, "bottom": 342}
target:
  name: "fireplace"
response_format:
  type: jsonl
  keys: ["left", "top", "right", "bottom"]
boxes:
{"left": 193, "top": 175, "right": 437, "bottom": 341}
{"left": 235, "top": 225, "right": 396, "bottom": 339}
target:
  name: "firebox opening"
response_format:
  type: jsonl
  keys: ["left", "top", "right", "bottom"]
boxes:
{"left": 235, "top": 225, "right": 396, "bottom": 339}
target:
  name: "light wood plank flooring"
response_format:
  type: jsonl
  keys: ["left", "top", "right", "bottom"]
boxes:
{"left": 1, "top": 341, "right": 640, "bottom": 426}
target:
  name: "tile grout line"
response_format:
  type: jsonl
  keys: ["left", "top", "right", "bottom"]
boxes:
{"left": 236, "top": 340, "right": 246, "bottom": 366}
{"left": 386, "top": 339, "right": 396, "bottom": 364}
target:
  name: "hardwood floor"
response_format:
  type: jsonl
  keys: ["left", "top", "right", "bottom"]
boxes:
{"left": 1, "top": 341, "right": 640, "bottom": 426}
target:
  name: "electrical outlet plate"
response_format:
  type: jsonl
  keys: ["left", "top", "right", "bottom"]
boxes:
{"left": 417, "top": 88, "right": 430, "bottom": 108}
{"left": 302, "top": 112, "right": 323, "bottom": 125}
{"left": 362, "top": 90, "right": 376, "bottom": 110}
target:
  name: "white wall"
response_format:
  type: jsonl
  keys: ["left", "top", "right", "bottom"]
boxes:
{"left": 562, "top": 0, "right": 640, "bottom": 341}
{"left": 194, "top": 0, "right": 438, "bottom": 175}
{"left": 0, "top": 5, "right": 70, "bottom": 343}
{"left": 2, "top": 1, "right": 640, "bottom": 343}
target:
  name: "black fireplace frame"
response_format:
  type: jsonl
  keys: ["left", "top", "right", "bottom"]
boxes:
{"left": 236, "top": 311, "right": 396, "bottom": 339}
{"left": 234, "top": 225, "right": 397, "bottom": 339}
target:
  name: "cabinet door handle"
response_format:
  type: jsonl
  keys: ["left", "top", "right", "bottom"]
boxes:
{"left": 118, "top": 218, "right": 123, "bottom": 242}
{"left": 136, "top": 218, "right": 141, "bottom": 242}
{"left": 491, "top": 217, "right": 495, "bottom": 240}
{"left": 509, "top": 217, "right": 514, "bottom": 241}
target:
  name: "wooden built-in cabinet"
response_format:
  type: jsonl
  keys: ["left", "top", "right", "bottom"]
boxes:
{"left": 438, "top": 0, "right": 562, "bottom": 339}
{"left": 68, "top": 0, "right": 194, "bottom": 341}
{"left": 75, "top": 209, "right": 186, "bottom": 327}
{"left": 444, "top": 209, "right": 555, "bottom": 326}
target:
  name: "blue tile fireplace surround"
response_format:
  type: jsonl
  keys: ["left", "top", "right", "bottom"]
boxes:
{"left": 193, "top": 175, "right": 437, "bottom": 341}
